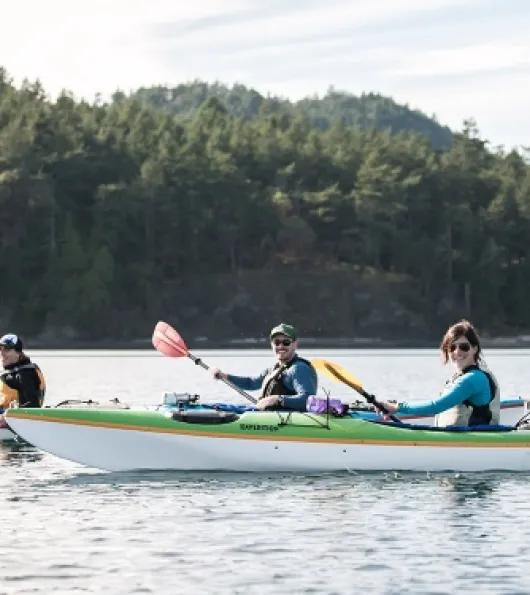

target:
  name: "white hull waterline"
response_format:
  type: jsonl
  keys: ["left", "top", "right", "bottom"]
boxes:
{"left": 6, "top": 408, "right": 530, "bottom": 473}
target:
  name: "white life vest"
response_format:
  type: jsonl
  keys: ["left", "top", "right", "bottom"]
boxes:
{"left": 434, "top": 363, "right": 500, "bottom": 427}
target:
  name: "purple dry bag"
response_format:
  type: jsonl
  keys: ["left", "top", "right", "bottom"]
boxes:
{"left": 306, "top": 395, "right": 348, "bottom": 416}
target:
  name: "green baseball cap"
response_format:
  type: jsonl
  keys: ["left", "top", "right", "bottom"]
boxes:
{"left": 269, "top": 323, "right": 297, "bottom": 341}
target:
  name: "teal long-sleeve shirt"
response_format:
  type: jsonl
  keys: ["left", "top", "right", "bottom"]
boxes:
{"left": 227, "top": 359, "right": 317, "bottom": 411}
{"left": 398, "top": 369, "right": 492, "bottom": 416}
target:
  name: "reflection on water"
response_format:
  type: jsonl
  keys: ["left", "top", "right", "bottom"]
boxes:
{"left": 0, "top": 440, "right": 43, "bottom": 465}
{"left": 440, "top": 475, "right": 497, "bottom": 505}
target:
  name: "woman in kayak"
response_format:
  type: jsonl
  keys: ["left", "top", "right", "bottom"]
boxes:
{"left": 380, "top": 320, "right": 500, "bottom": 426}
{"left": 210, "top": 323, "right": 317, "bottom": 411}
{"left": 0, "top": 333, "right": 46, "bottom": 427}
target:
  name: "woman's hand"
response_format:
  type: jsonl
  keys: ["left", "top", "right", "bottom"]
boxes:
{"left": 377, "top": 401, "right": 399, "bottom": 414}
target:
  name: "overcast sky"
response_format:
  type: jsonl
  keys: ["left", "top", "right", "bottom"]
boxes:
{"left": 2, "top": 0, "right": 529, "bottom": 149}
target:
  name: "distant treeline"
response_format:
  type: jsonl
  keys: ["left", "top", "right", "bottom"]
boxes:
{"left": 0, "top": 69, "right": 529, "bottom": 342}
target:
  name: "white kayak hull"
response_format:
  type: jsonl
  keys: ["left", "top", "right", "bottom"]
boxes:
{"left": 6, "top": 408, "right": 530, "bottom": 473}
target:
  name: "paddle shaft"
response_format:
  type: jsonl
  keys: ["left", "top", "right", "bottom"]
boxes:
{"left": 187, "top": 353, "right": 258, "bottom": 405}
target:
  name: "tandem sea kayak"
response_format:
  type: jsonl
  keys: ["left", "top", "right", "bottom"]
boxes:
{"left": 5, "top": 396, "right": 530, "bottom": 473}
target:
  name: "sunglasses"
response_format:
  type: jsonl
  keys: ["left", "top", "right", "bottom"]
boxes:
{"left": 449, "top": 342, "right": 471, "bottom": 353}
{"left": 273, "top": 338, "right": 293, "bottom": 347}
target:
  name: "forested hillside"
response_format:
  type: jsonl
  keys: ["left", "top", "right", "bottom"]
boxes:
{"left": 0, "top": 67, "right": 528, "bottom": 346}
{"left": 130, "top": 81, "right": 453, "bottom": 148}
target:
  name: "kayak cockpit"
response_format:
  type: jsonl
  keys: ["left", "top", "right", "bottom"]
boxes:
{"left": 170, "top": 409, "right": 239, "bottom": 424}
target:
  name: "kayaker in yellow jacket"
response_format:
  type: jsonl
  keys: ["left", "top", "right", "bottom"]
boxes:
{"left": 0, "top": 334, "right": 46, "bottom": 420}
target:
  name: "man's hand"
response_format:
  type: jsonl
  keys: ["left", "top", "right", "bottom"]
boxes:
{"left": 210, "top": 367, "right": 227, "bottom": 381}
{"left": 257, "top": 395, "right": 279, "bottom": 410}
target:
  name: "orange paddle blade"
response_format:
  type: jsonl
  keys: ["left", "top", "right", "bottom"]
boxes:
{"left": 152, "top": 321, "right": 188, "bottom": 357}
{"left": 312, "top": 359, "right": 364, "bottom": 394}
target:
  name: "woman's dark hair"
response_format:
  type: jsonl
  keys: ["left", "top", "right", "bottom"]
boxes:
{"left": 440, "top": 319, "right": 482, "bottom": 364}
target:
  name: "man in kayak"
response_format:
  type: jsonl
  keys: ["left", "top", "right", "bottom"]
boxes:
{"left": 0, "top": 334, "right": 46, "bottom": 427}
{"left": 210, "top": 323, "right": 317, "bottom": 411}
{"left": 379, "top": 319, "right": 500, "bottom": 426}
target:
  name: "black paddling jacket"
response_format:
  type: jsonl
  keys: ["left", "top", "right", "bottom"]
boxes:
{"left": 0, "top": 357, "right": 46, "bottom": 409}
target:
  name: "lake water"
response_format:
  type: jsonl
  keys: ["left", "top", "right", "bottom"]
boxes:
{"left": 2, "top": 348, "right": 530, "bottom": 595}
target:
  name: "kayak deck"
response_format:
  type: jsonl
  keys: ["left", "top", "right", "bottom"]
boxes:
{"left": 6, "top": 407, "right": 530, "bottom": 444}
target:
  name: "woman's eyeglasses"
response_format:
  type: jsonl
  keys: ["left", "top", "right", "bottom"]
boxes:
{"left": 273, "top": 339, "right": 293, "bottom": 347}
{"left": 450, "top": 342, "right": 471, "bottom": 353}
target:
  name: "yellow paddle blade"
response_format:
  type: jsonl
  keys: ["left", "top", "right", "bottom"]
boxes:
{"left": 311, "top": 359, "right": 364, "bottom": 394}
